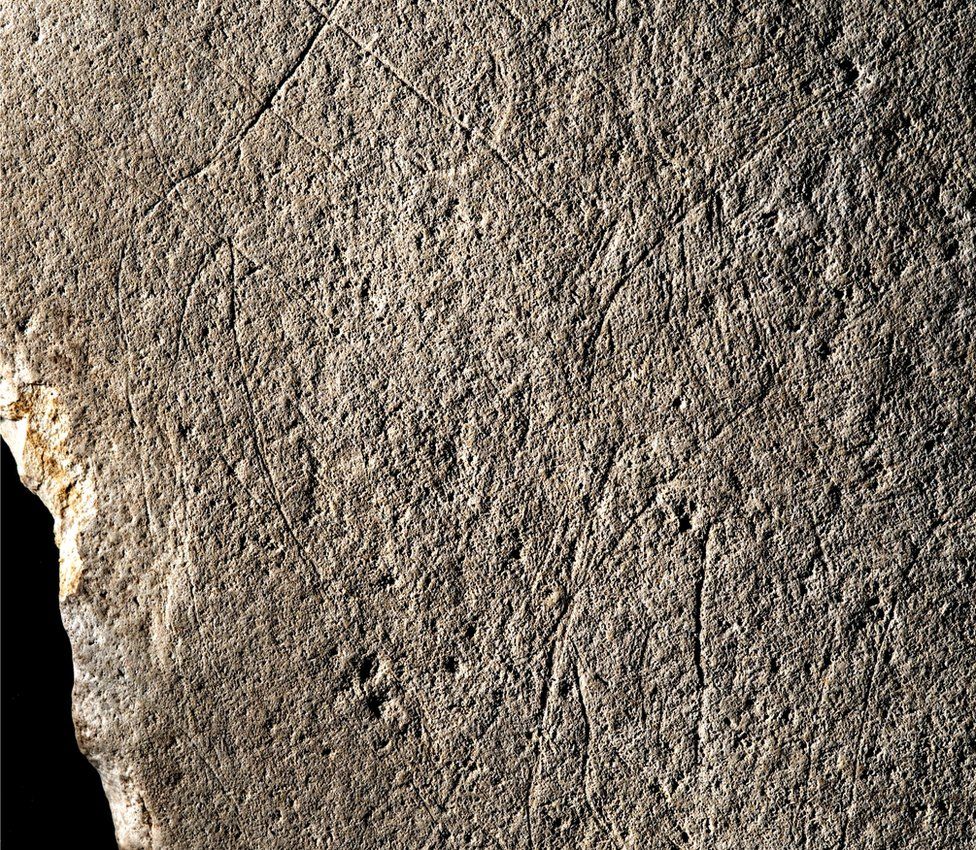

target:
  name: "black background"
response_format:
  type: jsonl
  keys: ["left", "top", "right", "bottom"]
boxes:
{"left": 2, "top": 440, "right": 117, "bottom": 847}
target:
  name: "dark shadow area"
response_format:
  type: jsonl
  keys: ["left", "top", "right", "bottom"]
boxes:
{"left": 1, "top": 440, "right": 117, "bottom": 847}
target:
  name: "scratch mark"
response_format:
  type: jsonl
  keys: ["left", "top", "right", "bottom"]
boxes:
{"left": 167, "top": 247, "right": 211, "bottom": 400}
{"left": 114, "top": 242, "right": 131, "bottom": 354}
{"left": 486, "top": 0, "right": 622, "bottom": 103}
{"left": 526, "top": 580, "right": 574, "bottom": 848}
{"left": 333, "top": 23, "right": 561, "bottom": 222}
{"left": 590, "top": 440, "right": 620, "bottom": 513}
{"left": 235, "top": 16, "right": 329, "bottom": 147}
{"left": 573, "top": 655, "right": 626, "bottom": 849}
{"left": 137, "top": 17, "right": 348, "bottom": 234}
{"left": 580, "top": 241, "right": 656, "bottom": 385}
{"left": 588, "top": 498, "right": 655, "bottom": 580}
{"left": 227, "top": 245, "right": 321, "bottom": 584}
{"left": 691, "top": 525, "right": 712, "bottom": 768}
{"left": 837, "top": 610, "right": 894, "bottom": 849}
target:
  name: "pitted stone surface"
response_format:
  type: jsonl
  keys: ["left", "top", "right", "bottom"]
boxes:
{"left": 1, "top": 1, "right": 975, "bottom": 847}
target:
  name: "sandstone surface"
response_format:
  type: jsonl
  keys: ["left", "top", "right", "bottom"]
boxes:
{"left": 1, "top": 1, "right": 975, "bottom": 847}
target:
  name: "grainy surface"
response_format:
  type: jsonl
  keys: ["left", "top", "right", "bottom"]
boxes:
{"left": 2, "top": 1, "right": 975, "bottom": 847}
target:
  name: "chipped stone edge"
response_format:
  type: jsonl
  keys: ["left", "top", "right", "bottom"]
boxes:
{"left": 0, "top": 371, "right": 95, "bottom": 600}
{"left": 0, "top": 358, "right": 153, "bottom": 850}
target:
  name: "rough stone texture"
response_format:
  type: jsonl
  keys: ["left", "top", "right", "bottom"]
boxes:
{"left": 2, "top": 1, "right": 975, "bottom": 847}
